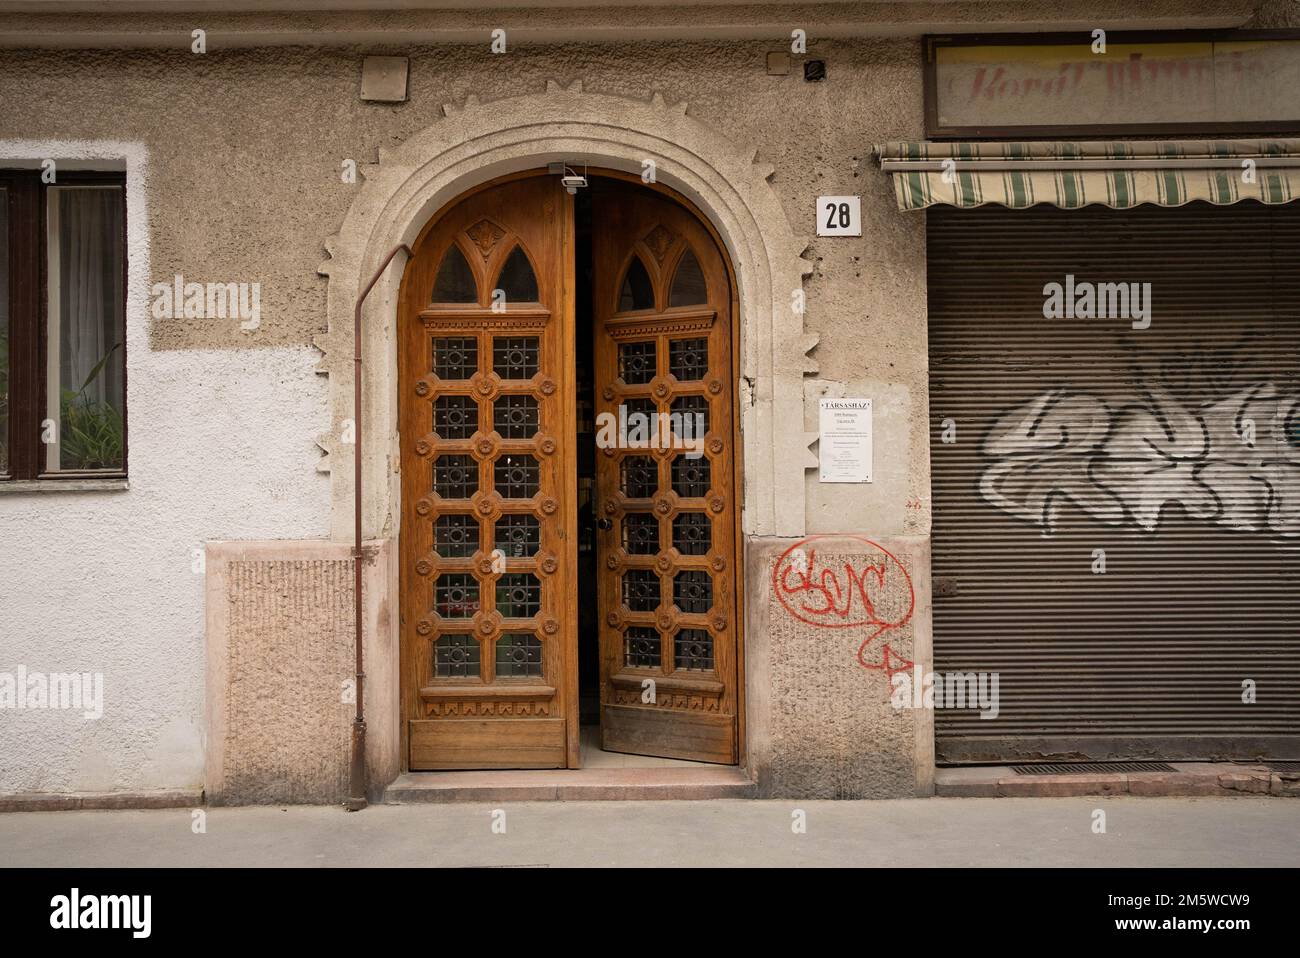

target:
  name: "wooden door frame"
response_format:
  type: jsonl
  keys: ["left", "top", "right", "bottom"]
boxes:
{"left": 396, "top": 166, "right": 746, "bottom": 773}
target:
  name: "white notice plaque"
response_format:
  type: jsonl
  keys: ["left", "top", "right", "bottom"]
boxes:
{"left": 818, "top": 398, "right": 873, "bottom": 482}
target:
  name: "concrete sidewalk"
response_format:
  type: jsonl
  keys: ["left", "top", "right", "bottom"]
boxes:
{"left": 1, "top": 797, "right": 1296, "bottom": 867}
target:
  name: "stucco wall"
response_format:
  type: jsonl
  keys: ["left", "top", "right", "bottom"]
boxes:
{"left": 0, "top": 36, "right": 931, "bottom": 520}
{"left": 0, "top": 38, "right": 931, "bottom": 796}
{"left": 0, "top": 345, "right": 329, "bottom": 795}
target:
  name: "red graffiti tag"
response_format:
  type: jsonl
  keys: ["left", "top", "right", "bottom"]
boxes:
{"left": 772, "top": 535, "right": 915, "bottom": 681}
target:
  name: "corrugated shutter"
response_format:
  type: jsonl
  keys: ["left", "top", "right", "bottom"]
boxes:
{"left": 928, "top": 200, "right": 1300, "bottom": 764}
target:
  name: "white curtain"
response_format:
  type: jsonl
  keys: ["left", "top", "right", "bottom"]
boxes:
{"left": 59, "top": 187, "right": 124, "bottom": 410}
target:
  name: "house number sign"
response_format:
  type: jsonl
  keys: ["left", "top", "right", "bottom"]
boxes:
{"left": 816, "top": 195, "right": 862, "bottom": 236}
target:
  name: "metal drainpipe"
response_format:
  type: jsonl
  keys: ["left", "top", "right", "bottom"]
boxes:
{"left": 347, "top": 243, "right": 413, "bottom": 812}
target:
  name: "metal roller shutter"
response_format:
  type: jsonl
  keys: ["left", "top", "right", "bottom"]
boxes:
{"left": 928, "top": 200, "right": 1300, "bottom": 764}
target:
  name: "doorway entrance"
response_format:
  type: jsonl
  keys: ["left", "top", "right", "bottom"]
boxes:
{"left": 398, "top": 171, "right": 742, "bottom": 771}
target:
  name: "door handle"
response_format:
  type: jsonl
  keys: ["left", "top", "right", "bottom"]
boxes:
{"left": 596, "top": 517, "right": 613, "bottom": 531}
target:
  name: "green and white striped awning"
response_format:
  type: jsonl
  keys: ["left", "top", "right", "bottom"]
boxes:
{"left": 877, "top": 140, "right": 1300, "bottom": 211}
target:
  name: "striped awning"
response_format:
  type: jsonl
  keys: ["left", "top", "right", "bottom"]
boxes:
{"left": 877, "top": 140, "right": 1300, "bottom": 211}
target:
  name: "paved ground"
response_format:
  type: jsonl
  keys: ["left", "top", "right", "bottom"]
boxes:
{"left": 2, "top": 797, "right": 1297, "bottom": 867}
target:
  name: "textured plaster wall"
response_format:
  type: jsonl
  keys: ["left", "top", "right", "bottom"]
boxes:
{"left": 0, "top": 38, "right": 931, "bottom": 535}
{"left": 748, "top": 535, "right": 933, "bottom": 798}
{"left": 0, "top": 346, "right": 330, "bottom": 795}
{"left": 0, "top": 38, "right": 932, "bottom": 796}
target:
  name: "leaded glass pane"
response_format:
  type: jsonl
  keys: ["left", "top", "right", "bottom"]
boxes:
{"left": 622, "top": 512, "right": 659, "bottom": 555}
{"left": 434, "top": 634, "right": 479, "bottom": 678}
{"left": 620, "top": 456, "right": 658, "bottom": 499}
{"left": 624, "top": 627, "right": 660, "bottom": 668}
{"left": 435, "top": 573, "right": 479, "bottom": 618}
{"left": 433, "top": 455, "right": 477, "bottom": 498}
{"left": 433, "top": 395, "right": 478, "bottom": 439}
{"left": 671, "top": 455, "right": 711, "bottom": 498}
{"left": 496, "top": 573, "right": 541, "bottom": 619}
{"left": 495, "top": 514, "right": 540, "bottom": 558}
{"left": 671, "top": 395, "right": 709, "bottom": 438}
{"left": 494, "top": 454, "right": 539, "bottom": 499}
{"left": 672, "top": 512, "right": 711, "bottom": 555}
{"left": 496, "top": 633, "right": 542, "bottom": 678}
{"left": 623, "top": 569, "right": 660, "bottom": 612}
{"left": 674, "top": 628, "right": 714, "bottom": 671}
{"left": 668, "top": 338, "right": 708, "bottom": 381}
{"left": 493, "top": 394, "right": 538, "bottom": 439}
{"left": 493, "top": 336, "right": 539, "bottom": 379}
{"left": 434, "top": 514, "right": 478, "bottom": 557}
{"left": 673, "top": 570, "right": 713, "bottom": 613}
{"left": 618, "top": 341, "right": 656, "bottom": 384}
{"left": 432, "top": 337, "right": 477, "bottom": 379}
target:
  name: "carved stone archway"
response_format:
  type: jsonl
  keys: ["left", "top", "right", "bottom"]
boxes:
{"left": 316, "top": 79, "right": 817, "bottom": 544}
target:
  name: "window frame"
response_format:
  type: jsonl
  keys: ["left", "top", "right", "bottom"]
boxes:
{"left": 1, "top": 168, "right": 128, "bottom": 481}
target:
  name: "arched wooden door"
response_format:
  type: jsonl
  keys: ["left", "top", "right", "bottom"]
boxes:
{"left": 592, "top": 187, "right": 740, "bottom": 764}
{"left": 399, "top": 175, "right": 578, "bottom": 769}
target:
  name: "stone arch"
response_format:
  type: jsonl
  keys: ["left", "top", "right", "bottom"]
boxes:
{"left": 317, "top": 79, "right": 817, "bottom": 541}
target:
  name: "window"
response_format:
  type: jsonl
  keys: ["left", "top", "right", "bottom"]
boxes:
{"left": 1, "top": 170, "right": 127, "bottom": 480}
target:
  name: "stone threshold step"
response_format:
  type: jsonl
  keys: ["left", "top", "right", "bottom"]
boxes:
{"left": 384, "top": 767, "right": 757, "bottom": 803}
{"left": 935, "top": 762, "right": 1300, "bottom": 798}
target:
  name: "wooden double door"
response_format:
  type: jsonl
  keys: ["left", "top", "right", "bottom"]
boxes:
{"left": 399, "top": 173, "right": 740, "bottom": 770}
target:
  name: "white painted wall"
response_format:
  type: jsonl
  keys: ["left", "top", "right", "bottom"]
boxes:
{"left": 0, "top": 345, "right": 330, "bottom": 793}
{"left": 0, "top": 142, "right": 330, "bottom": 794}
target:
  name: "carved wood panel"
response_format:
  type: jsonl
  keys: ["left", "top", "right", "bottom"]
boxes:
{"left": 592, "top": 186, "right": 739, "bottom": 765}
{"left": 399, "top": 175, "right": 576, "bottom": 770}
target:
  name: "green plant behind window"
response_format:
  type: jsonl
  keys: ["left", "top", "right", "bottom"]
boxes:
{"left": 60, "top": 342, "right": 123, "bottom": 471}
